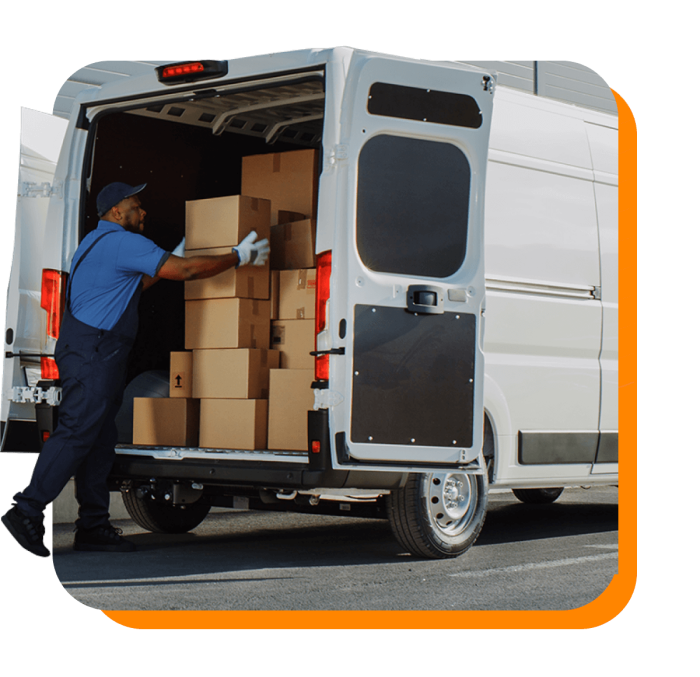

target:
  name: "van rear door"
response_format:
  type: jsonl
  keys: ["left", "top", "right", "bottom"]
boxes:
{"left": 325, "top": 53, "right": 494, "bottom": 471}
{"left": 2, "top": 109, "right": 68, "bottom": 450}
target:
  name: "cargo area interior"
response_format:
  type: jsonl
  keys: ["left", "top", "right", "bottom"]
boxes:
{"left": 82, "top": 75, "right": 325, "bottom": 446}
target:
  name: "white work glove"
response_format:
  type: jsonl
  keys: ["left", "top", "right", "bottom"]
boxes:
{"left": 233, "top": 231, "right": 270, "bottom": 267}
{"left": 172, "top": 237, "right": 186, "bottom": 257}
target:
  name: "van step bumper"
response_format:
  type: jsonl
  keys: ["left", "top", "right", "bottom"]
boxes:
{"left": 111, "top": 419, "right": 348, "bottom": 489}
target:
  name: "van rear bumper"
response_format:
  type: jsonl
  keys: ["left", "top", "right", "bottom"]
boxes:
{"left": 109, "top": 450, "right": 351, "bottom": 490}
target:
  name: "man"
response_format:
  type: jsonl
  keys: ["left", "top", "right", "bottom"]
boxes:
{"left": 2, "top": 182, "right": 269, "bottom": 557}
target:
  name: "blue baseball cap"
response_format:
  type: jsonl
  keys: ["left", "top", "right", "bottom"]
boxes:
{"left": 96, "top": 182, "right": 147, "bottom": 217}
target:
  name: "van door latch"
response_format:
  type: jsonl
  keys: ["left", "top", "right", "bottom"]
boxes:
{"left": 406, "top": 285, "right": 444, "bottom": 315}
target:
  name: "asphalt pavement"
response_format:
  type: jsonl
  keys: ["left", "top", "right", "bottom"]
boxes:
{"left": 52, "top": 486, "right": 618, "bottom": 611}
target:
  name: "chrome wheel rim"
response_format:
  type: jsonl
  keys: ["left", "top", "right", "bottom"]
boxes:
{"left": 426, "top": 472, "right": 478, "bottom": 536}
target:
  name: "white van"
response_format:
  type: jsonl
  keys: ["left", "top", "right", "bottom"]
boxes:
{"left": 1, "top": 48, "right": 617, "bottom": 559}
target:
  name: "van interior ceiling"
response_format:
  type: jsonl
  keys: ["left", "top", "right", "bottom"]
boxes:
{"left": 83, "top": 77, "right": 325, "bottom": 385}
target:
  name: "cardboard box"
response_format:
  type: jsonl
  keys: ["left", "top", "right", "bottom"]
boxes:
{"left": 268, "top": 369, "right": 315, "bottom": 451}
{"left": 184, "top": 246, "right": 269, "bottom": 300}
{"left": 271, "top": 319, "right": 315, "bottom": 369}
{"left": 270, "top": 270, "right": 280, "bottom": 320}
{"left": 270, "top": 219, "right": 316, "bottom": 270}
{"left": 199, "top": 399, "right": 268, "bottom": 450}
{"left": 193, "top": 348, "right": 280, "bottom": 399}
{"left": 169, "top": 352, "right": 193, "bottom": 398}
{"left": 185, "top": 195, "right": 270, "bottom": 250}
{"left": 133, "top": 398, "right": 200, "bottom": 447}
{"left": 241, "top": 149, "right": 319, "bottom": 224}
{"left": 185, "top": 298, "right": 270, "bottom": 350}
{"left": 278, "top": 210, "right": 305, "bottom": 224}
{"left": 278, "top": 269, "right": 316, "bottom": 320}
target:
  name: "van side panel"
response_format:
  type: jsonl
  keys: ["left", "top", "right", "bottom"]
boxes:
{"left": 483, "top": 91, "right": 605, "bottom": 483}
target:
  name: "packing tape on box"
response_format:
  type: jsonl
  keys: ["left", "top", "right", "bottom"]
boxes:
{"left": 297, "top": 269, "right": 307, "bottom": 290}
{"left": 296, "top": 308, "right": 306, "bottom": 319}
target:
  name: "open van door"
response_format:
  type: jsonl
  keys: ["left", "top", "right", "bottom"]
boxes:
{"left": 323, "top": 52, "right": 494, "bottom": 472}
{"left": 1, "top": 109, "right": 67, "bottom": 452}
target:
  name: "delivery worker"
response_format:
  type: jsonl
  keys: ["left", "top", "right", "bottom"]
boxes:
{"left": 2, "top": 182, "right": 269, "bottom": 557}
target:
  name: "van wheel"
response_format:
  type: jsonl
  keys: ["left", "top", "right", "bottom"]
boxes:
{"left": 122, "top": 490, "right": 211, "bottom": 533}
{"left": 387, "top": 472, "right": 488, "bottom": 559}
{"left": 512, "top": 488, "right": 564, "bottom": 504}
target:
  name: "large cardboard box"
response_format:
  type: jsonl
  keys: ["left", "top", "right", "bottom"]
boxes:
{"left": 271, "top": 319, "right": 315, "bottom": 369}
{"left": 267, "top": 369, "right": 315, "bottom": 451}
{"left": 185, "top": 298, "right": 270, "bottom": 350}
{"left": 184, "top": 246, "right": 269, "bottom": 300}
{"left": 192, "top": 348, "right": 280, "bottom": 399}
{"left": 270, "top": 219, "right": 316, "bottom": 270}
{"left": 241, "top": 149, "right": 319, "bottom": 224}
{"left": 199, "top": 399, "right": 268, "bottom": 450}
{"left": 133, "top": 398, "right": 200, "bottom": 447}
{"left": 185, "top": 195, "right": 270, "bottom": 250}
{"left": 278, "top": 269, "right": 316, "bottom": 320}
{"left": 169, "top": 352, "right": 193, "bottom": 398}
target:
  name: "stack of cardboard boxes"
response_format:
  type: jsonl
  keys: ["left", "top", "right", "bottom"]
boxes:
{"left": 133, "top": 149, "right": 318, "bottom": 452}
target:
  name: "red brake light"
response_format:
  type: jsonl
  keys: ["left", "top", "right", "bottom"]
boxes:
{"left": 162, "top": 62, "right": 204, "bottom": 79}
{"left": 156, "top": 60, "right": 229, "bottom": 85}
{"left": 40, "top": 269, "right": 67, "bottom": 339}
{"left": 315, "top": 251, "right": 332, "bottom": 381}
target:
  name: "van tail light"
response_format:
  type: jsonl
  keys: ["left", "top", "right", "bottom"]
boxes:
{"left": 314, "top": 251, "right": 332, "bottom": 381}
{"left": 41, "top": 357, "right": 60, "bottom": 380}
{"left": 40, "top": 269, "right": 66, "bottom": 381}
{"left": 40, "top": 269, "right": 68, "bottom": 340}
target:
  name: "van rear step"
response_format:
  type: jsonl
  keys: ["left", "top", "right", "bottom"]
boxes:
{"left": 116, "top": 445, "right": 308, "bottom": 463}
{"left": 111, "top": 446, "right": 350, "bottom": 490}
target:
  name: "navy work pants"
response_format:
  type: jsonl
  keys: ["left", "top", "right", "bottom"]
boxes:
{"left": 14, "top": 310, "right": 134, "bottom": 530}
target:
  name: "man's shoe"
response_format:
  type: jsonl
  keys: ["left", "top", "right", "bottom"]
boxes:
{"left": 2, "top": 506, "right": 50, "bottom": 557}
{"left": 73, "top": 523, "right": 136, "bottom": 552}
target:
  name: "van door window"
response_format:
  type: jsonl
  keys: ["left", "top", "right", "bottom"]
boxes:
{"left": 356, "top": 134, "right": 470, "bottom": 278}
{"left": 367, "top": 82, "right": 482, "bottom": 128}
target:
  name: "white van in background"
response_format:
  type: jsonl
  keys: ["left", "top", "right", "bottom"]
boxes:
{"left": 1, "top": 49, "right": 617, "bottom": 559}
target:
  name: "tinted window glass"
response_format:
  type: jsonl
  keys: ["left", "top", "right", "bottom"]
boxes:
{"left": 357, "top": 135, "right": 470, "bottom": 278}
{"left": 368, "top": 82, "right": 482, "bottom": 129}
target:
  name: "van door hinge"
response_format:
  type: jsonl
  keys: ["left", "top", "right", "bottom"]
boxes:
{"left": 19, "top": 181, "right": 63, "bottom": 199}
{"left": 313, "top": 388, "right": 344, "bottom": 410}
{"left": 326, "top": 144, "right": 348, "bottom": 169}
{"left": 592, "top": 286, "right": 601, "bottom": 300}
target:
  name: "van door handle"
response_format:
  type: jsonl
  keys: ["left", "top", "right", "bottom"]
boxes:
{"left": 406, "top": 285, "right": 444, "bottom": 315}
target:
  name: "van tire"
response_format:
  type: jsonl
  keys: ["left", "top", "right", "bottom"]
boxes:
{"left": 122, "top": 490, "right": 211, "bottom": 533}
{"left": 387, "top": 472, "right": 488, "bottom": 559}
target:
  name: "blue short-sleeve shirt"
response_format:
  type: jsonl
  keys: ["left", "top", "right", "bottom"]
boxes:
{"left": 69, "top": 220, "right": 170, "bottom": 331}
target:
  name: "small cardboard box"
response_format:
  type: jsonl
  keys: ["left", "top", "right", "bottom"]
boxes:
{"left": 169, "top": 352, "right": 193, "bottom": 398}
{"left": 270, "top": 219, "right": 316, "bottom": 270}
{"left": 271, "top": 319, "right": 315, "bottom": 369}
{"left": 185, "top": 298, "right": 270, "bottom": 350}
{"left": 184, "top": 246, "right": 269, "bottom": 300}
{"left": 268, "top": 369, "right": 315, "bottom": 451}
{"left": 278, "top": 269, "right": 316, "bottom": 320}
{"left": 133, "top": 398, "right": 200, "bottom": 447}
{"left": 185, "top": 195, "right": 270, "bottom": 251}
{"left": 199, "top": 399, "right": 268, "bottom": 450}
{"left": 192, "top": 348, "right": 280, "bottom": 399}
{"left": 241, "top": 149, "right": 319, "bottom": 225}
